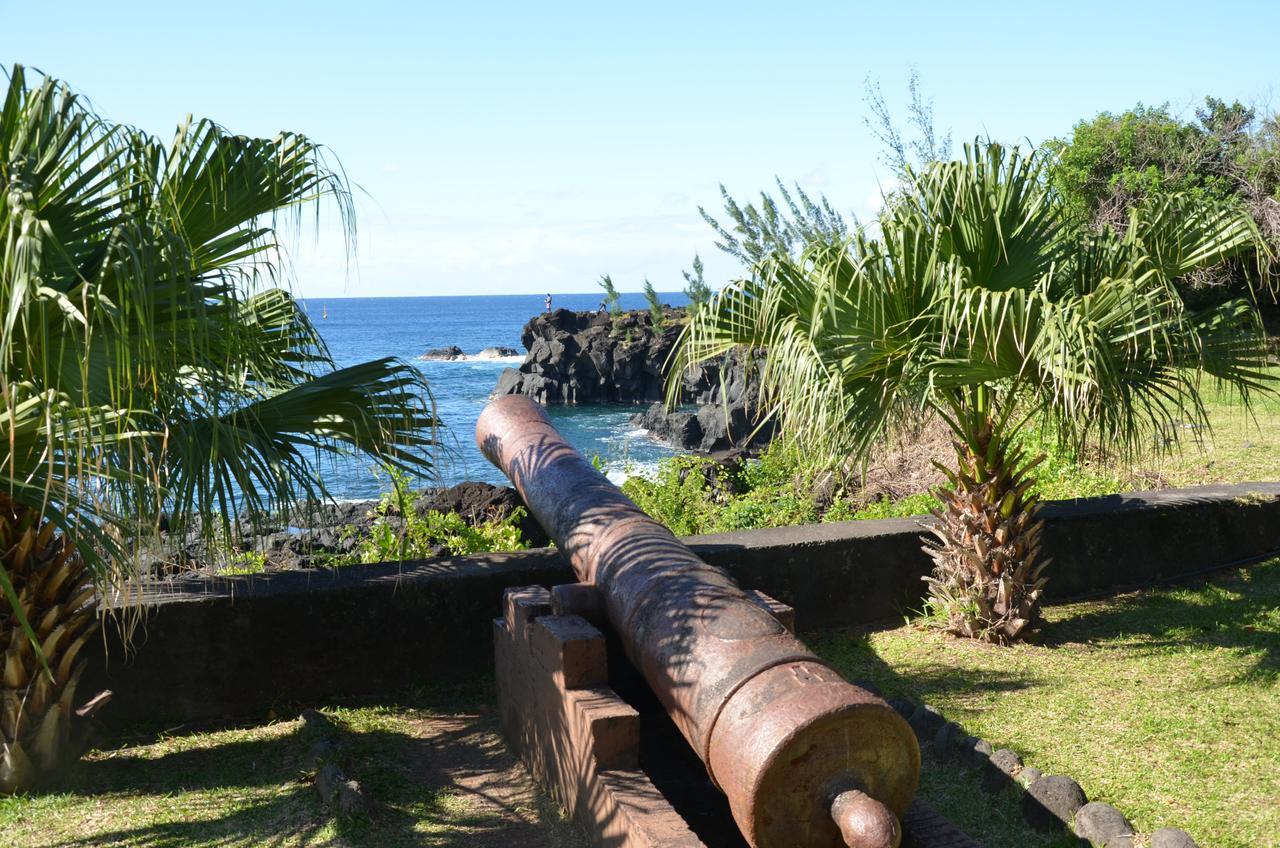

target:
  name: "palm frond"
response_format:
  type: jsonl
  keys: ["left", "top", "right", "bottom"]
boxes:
{"left": 0, "top": 63, "right": 437, "bottom": 596}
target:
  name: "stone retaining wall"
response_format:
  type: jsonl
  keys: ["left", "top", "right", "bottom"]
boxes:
{"left": 85, "top": 482, "right": 1280, "bottom": 727}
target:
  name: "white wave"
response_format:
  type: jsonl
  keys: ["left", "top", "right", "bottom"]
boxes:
{"left": 417, "top": 353, "right": 524, "bottom": 363}
{"left": 604, "top": 462, "right": 660, "bottom": 485}
{"left": 623, "top": 427, "right": 651, "bottom": 438}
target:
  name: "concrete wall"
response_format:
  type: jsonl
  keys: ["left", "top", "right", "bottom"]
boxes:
{"left": 85, "top": 482, "right": 1280, "bottom": 727}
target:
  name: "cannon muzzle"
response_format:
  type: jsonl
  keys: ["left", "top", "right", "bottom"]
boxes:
{"left": 477, "top": 395, "right": 919, "bottom": 848}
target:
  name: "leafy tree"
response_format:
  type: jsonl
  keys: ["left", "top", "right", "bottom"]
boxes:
{"left": 681, "top": 254, "right": 713, "bottom": 309}
{"left": 0, "top": 66, "right": 437, "bottom": 791}
{"left": 642, "top": 278, "right": 665, "bottom": 328}
{"left": 670, "top": 141, "right": 1269, "bottom": 643}
{"left": 598, "top": 273, "right": 622, "bottom": 317}
{"left": 698, "top": 178, "right": 849, "bottom": 266}
{"left": 1047, "top": 98, "right": 1280, "bottom": 304}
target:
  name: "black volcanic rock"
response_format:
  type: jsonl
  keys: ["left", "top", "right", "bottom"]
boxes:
{"left": 498, "top": 308, "right": 680, "bottom": 404}
{"left": 421, "top": 345, "right": 465, "bottom": 361}
{"left": 494, "top": 308, "right": 774, "bottom": 453}
{"left": 475, "top": 346, "right": 519, "bottom": 359}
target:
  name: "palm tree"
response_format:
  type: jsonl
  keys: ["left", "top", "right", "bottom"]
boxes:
{"left": 670, "top": 141, "right": 1272, "bottom": 643}
{"left": 0, "top": 66, "right": 438, "bottom": 791}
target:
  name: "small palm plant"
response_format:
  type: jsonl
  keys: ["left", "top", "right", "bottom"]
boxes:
{"left": 670, "top": 141, "right": 1272, "bottom": 643}
{"left": 0, "top": 66, "right": 437, "bottom": 791}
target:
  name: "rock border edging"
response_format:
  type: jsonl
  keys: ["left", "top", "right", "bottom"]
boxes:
{"left": 892, "top": 695, "right": 1200, "bottom": 847}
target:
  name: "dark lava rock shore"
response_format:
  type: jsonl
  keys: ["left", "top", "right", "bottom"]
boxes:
{"left": 494, "top": 308, "right": 773, "bottom": 453}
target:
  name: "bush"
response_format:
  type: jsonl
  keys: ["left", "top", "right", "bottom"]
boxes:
{"left": 621, "top": 422, "right": 1123, "bottom": 537}
{"left": 621, "top": 455, "right": 727, "bottom": 536}
{"left": 333, "top": 469, "right": 530, "bottom": 565}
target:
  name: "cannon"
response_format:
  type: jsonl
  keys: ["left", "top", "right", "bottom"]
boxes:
{"left": 477, "top": 396, "right": 920, "bottom": 848}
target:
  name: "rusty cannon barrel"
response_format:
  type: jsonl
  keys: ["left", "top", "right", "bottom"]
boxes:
{"left": 477, "top": 395, "right": 919, "bottom": 848}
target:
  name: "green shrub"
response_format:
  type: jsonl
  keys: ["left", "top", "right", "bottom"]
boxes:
{"left": 850, "top": 492, "right": 940, "bottom": 520}
{"left": 621, "top": 444, "right": 822, "bottom": 535}
{"left": 643, "top": 278, "right": 665, "bottom": 329}
{"left": 331, "top": 469, "right": 530, "bottom": 565}
{"left": 222, "top": 550, "right": 268, "bottom": 576}
{"left": 621, "top": 455, "right": 725, "bottom": 536}
{"left": 621, "top": 420, "right": 1123, "bottom": 537}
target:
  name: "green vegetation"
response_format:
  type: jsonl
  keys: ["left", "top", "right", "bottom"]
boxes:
{"left": 681, "top": 254, "right": 713, "bottom": 309}
{"left": 222, "top": 551, "right": 269, "bottom": 577}
{"left": 1048, "top": 97, "right": 1280, "bottom": 305}
{"left": 622, "top": 444, "right": 822, "bottom": 535}
{"left": 698, "top": 177, "right": 849, "bottom": 265}
{"left": 621, "top": 421, "right": 1126, "bottom": 536}
{"left": 625, "top": 366, "right": 1278, "bottom": 542}
{"left": 811, "top": 559, "right": 1280, "bottom": 847}
{"left": 597, "top": 273, "right": 622, "bottom": 317}
{"left": 672, "top": 140, "right": 1270, "bottom": 643}
{"left": 334, "top": 473, "right": 529, "bottom": 565}
{"left": 642, "top": 278, "right": 665, "bottom": 328}
{"left": 862, "top": 67, "right": 952, "bottom": 185}
{"left": 0, "top": 65, "right": 436, "bottom": 793}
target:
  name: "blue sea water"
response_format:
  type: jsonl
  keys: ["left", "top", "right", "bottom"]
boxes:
{"left": 299, "top": 292, "right": 689, "bottom": 499}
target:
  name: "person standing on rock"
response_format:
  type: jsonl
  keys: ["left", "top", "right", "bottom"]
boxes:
{"left": 545, "top": 293, "right": 552, "bottom": 312}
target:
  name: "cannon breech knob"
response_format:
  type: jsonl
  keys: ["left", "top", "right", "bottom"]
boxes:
{"left": 830, "top": 789, "right": 902, "bottom": 848}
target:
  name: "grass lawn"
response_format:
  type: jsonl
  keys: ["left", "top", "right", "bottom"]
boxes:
{"left": 0, "top": 688, "right": 585, "bottom": 848}
{"left": 1120, "top": 371, "right": 1280, "bottom": 488}
{"left": 811, "top": 558, "right": 1280, "bottom": 848}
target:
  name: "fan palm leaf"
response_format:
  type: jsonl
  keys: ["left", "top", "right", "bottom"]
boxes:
{"left": 0, "top": 64, "right": 438, "bottom": 790}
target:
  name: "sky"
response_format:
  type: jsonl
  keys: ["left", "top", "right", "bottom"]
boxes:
{"left": 6, "top": 0, "right": 1280, "bottom": 298}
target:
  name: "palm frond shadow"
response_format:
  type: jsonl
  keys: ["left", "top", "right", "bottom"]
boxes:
{"left": 51, "top": 709, "right": 580, "bottom": 848}
{"left": 1035, "top": 565, "right": 1280, "bottom": 684}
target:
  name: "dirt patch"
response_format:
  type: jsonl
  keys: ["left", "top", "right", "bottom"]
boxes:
{"left": 400, "top": 714, "right": 588, "bottom": 848}
{"left": 857, "top": 416, "right": 953, "bottom": 505}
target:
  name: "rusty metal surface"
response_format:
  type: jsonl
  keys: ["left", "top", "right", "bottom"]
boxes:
{"left": 477, "top": 395, "right": 919, "bottom": 848}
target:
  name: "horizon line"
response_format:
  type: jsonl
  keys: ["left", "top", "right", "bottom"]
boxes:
{"left": 299, "top": 290, "right": 694, "bottom": 301}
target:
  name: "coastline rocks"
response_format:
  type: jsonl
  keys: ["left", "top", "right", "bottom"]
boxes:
{"left": 475, "top": 346, "right": 518, "bottom": 359}
{"left": 634, "top": 403, "right": 702, "bottom": 448}
{"left": 421, "top": 345, "right": 465, "bottom": 361}
{"left": 495, "top": 308, "right": 681, "bottom": 404}
{"left": 421, "top": 345, "right": 518, "bottom": 361}
{"left": 494, "top": 308, "right": 774, "bottom": 452}
{"left": 634, "top": 346, "right": 777, "bottom": 452}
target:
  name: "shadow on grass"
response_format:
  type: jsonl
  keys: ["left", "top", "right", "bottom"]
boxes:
{"left": 807, "top": 629, "right": 1078, "bottom": 847}
{"left": 808, "top": 627, "right": 1043, "bottom": 702}
{"left": 808, "top": 560, "right": 1280, "bottom": 846}
{"left": 45, "top": 696, "right": 573, "bottom": 848}
{"left": 1037, "top": 560, "right": 1280, "bottom": 683}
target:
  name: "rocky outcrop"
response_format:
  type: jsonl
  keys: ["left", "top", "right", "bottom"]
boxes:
{"left": 421, "top": 345, "right": 465, "bottom": 361}
{"left": 633, "top": 346, "right": 776, "bottom": 453}
{"left": 494, "top": 308, "right": 683, "bottom": 404}
{"left": 421, "top": 345, "right": 519, "bottom": 361}
{"left": 475, "top": 346, "right": 519, "bottom": 359}
{"left": 494, "top": 308, "right": 773, "bottom": 453}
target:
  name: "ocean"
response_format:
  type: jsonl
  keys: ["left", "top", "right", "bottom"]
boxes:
{"left": 299, "top": 292, "right": 690, "bottom": 500}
